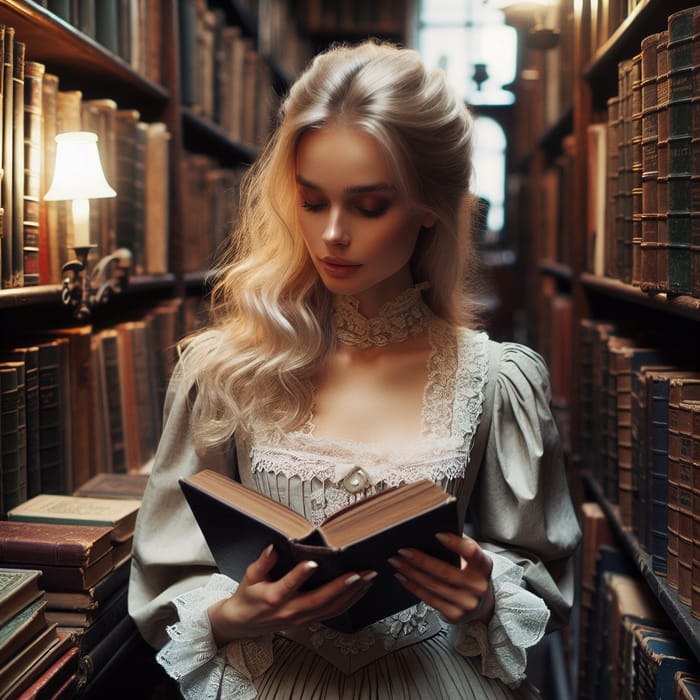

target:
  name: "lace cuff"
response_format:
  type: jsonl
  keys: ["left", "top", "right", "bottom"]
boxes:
{"left": 156, "top": 574, "right": 273, "bottom": 700}
{"left": 452, "top": 552, "right": 550, "bottom": 688}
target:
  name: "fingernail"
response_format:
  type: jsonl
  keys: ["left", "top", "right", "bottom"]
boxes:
{"left": 387, "top": 557, "right": 401, "bottom": 568}
{"left": 394, "top": 572, "right": 407, "bottom": 583}
{"left": 435, "top": 533, "right": 450, "bottom": 545}
{"left": 345, "top": 574, "right": 361, "bottom": 585}
{"left": 264, "top": 544, "right": 274, "bottom": 557}
{"left": 362, "top": 571, "right": 378, "bottom": 582}
{"left": 305, "top": 561, "right": 319, "bottom": 570}
{"left": 397, "top": 548, "right": 414, "bottom": 559}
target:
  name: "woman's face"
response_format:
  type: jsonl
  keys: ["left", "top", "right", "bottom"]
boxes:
{"left": 295, "top": 125, "right": 433, "bottom": 316}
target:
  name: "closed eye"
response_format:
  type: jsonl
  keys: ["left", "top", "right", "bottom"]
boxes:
{"left": 301, "top": 200, "right": 328, "bottom": 213}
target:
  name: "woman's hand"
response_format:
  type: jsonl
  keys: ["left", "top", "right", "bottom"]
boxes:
{"left": 208, "top": 544, "right": 376, "bottom": 646}
{"left": 388, "top": 532, "right": 495, "bottom": 625}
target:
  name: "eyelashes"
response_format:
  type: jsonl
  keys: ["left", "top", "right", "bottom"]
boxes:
{"left": 300, "top": 200, "right": 390, "bottom": 218}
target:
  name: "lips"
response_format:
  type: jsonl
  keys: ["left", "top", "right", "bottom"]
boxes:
{"left": 320, "top": 257, "right": 361, "bottom": 277}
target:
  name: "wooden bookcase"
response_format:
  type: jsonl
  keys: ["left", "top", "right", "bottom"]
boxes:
{"left": 0, "top": 2, "right": 409, "bottom": 692}
{"left": 509, "top": 0, "right": 700, "bottom": 693}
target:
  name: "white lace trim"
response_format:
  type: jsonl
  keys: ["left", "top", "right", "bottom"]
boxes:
{"left": 453, "top": 552, "right": 550, "bottom": 688}
{"left": 155, "top": 552, "right": 548, "bottom": 693}
{"left": 249, "top": 328, "right": 488, "bottom": 526}
{"left": 156, "top": 574, "right": 273, "bottom": 700}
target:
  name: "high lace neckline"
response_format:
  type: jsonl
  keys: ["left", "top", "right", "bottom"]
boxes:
{"left": 333, "top": 283, "right": 433, "bottom": 349}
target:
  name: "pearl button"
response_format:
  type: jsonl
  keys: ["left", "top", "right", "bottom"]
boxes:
{"left": 343, "top": 467, "right": 368, "bottom": 493}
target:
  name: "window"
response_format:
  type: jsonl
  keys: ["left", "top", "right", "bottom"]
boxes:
{"left": 417, "top": 0, "right": 515, "bottom": 236}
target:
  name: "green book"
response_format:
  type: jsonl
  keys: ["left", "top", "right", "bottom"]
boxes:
{"left": 0, "top": 568, "right": 42, "bottom": 628}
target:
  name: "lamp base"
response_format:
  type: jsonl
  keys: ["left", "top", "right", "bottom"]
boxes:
{"left": 62, "top": 247, "right": 132, "bottom": 320}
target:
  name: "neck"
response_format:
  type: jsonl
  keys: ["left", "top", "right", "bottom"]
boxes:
{"left": 333, "top": 283, "right": 432, "bottom": 349}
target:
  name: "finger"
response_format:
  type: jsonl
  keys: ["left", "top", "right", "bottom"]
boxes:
{"left": 282, "top": 571, "right": 376, "bottom": 629}
{"left": 392, "top": 569, "right": 480, "bottom": 623}
{"left": 437, "top": 533, "right": 493, "bottom": 575}
{"left": 391, "top": 547, "right": 465, "bottom": 588}
{"left": 242, "top": 543, "right": 279, "bottom": 585}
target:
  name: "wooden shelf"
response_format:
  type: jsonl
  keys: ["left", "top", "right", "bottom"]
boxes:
{"left": 583, "top": 0, "right": 693, "bottom": 104}
{"left": 0, "top": 0, "right": 169, "bottom": 109}
{"left": 182, "top": 108, "right": 257, "bottom": 164}
{"left": 580, "top": 273, "right": 700, "bottom": 322}
{"left": 540, "top": 260, "right": 573, "bottom": 283}
{"left": 0, "top": 275, "right": 176, "bottom": 311}
{"left": 582, "top": 470, "right": 700, "bottom": 662}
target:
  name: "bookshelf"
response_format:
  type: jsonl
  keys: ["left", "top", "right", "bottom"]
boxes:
{"left": 0, "top": 1, "right": 411, "bottom": 693}
{"left": 509, "top": 0, "right": 700, "bottom": 692}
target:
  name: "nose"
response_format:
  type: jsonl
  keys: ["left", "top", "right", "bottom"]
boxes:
{"left": 321, "top": 206, "right": 349, "bottom": 245}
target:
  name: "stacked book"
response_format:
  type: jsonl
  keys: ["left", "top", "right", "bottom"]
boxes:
{"left": 0, "top": 568, "right": 77, "bottom": 698}
{"left": 1, "top": 483, "right": 143, "bottom": 694}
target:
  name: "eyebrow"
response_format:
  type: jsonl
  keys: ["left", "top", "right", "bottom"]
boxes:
{"left": 295, "top": 175, "right": 395, "bottom": 195}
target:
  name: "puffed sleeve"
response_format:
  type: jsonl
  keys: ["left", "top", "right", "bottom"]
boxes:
{"left": 455, "top": 342, "right": 581, "bottom": 684}
{"left": 128, "top": 356, "right": 272, "bottom": 698}
{"left": 128, "top": 358, "right": 235, "bottom": 647}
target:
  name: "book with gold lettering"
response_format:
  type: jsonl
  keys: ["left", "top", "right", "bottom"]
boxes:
{"left": 180, "top": 470, "right": 460, "bottom": 633}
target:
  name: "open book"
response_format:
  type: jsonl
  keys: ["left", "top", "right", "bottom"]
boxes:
{"left": 180, "top": 470, "right": 460, "bottom": 632}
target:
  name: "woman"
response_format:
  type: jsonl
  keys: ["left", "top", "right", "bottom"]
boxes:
{"left": 129, "top": 40, "right": 581, "bottom": 699}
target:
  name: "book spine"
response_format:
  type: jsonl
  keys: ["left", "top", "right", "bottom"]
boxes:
{"left": 691, "top": 403, "right": 700, "bottom": 619}
{"left": 0, "top": 347, "right": 40, "bottom": 499}
{"left": 1, "top": 26, "right": 14, "bottom": 289}
{"left": 39, "top": 72, "right": 59, "bottom": 285}
{"left": 37, "top": 341, "right": 66, "bottom": 494}
{"left": 11, "top": 40, "right": 25, "bottom": 287}
{"left": 656, "top": 31, "right": 670, "bottom": 293}
{"left": 650, "top": 377, "right": 671, "bottom": 575}
{"left": 99, "top": 330, "right": 127, "bottom": 473}
{"left": 22, "top": 60, "right": 44, "bottom": 287}
{"left": 639, "top": 32, "right": 661, "bottom": 294}
{"left": 0, "top": 364, "right": 26, "bottom": 516}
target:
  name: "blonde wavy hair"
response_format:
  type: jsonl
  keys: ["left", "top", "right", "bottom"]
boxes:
{"left": 180, "top": 40, "right": 481, "bottom": 448}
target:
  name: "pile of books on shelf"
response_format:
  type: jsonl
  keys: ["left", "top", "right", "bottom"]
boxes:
{"left": 578, "top": 502, "right": 700, "bottom": 699}
{"left": 0, "top": 472, "right": 148, "bottom": 697}
{"left": 0, "top": 18, "right": 172, "bottom": 290}
{"left": 579, "top": 318, "right": 700, "bottom": 618}
{"left": 586, "top": 5, "right": 700, "bottom": 299}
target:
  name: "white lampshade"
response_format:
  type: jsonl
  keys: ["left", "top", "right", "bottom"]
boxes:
{"left": 44, "top": 131, "right": 116, "bottom": 201}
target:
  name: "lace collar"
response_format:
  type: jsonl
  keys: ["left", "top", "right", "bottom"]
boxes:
{"left": 333, "top": 283, "right": 432, "bottom": 349}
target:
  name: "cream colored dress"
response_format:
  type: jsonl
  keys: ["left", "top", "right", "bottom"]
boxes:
{"left": 128, "top": 319, "right": 581, "bottom": 699}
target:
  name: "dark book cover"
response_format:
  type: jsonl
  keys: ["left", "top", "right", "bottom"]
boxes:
{"left": 44, "top": 554, "right": 130, "bottom": 612}
{"left": 35, "top": 339, "right": 66, "bottom": 495}
{"left": 1, "top": 346, "right": 41, "bottom": 499}
{"left": 5, "top": 550, "right": 114, "bottom": 593}
{"left": 22, "top": 60, "right": 45, "bottom": 287}
{"left": 0, "top": 520, "right": 113, "bottom": 567}
{"left": 1, "top": 25, "right": 14, "bottom": 289}
{"left": 181, "top": 471, "right": 461, "bottom": 633}
{"left": 0, "top": 362, "right": 27, "bottom": 516}
{"left": 11, "top": 39, "right": 25, "bottom": 287}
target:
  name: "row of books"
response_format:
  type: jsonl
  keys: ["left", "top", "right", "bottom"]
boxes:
{"left": 178, "top": 0, "right": 289, "bottom": 148}
{"left": 587, "top": 5, "right": 700, "bottom": 298}
{"left": 0, "top": 472, "right": 148, "bottom": 697}
{"left": 579, "top": 501, "right": 700, "bottom": 699}
{"left": 37, "top": 0, "right": 163, "bottom": 86}
{"left": 180, "top": 152, "right": 246, "bottom": 274}
{"left": 579, "top": 317, "right": 700, "bottom": 618}
{"left": 589, "top": 0, "right": 648, "bottom": 60}
{"left": 0, "top": 20, "right": 172, "bottom": 289}
{"left": 0, "top": 297, "right": 184, "bottom": 517}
